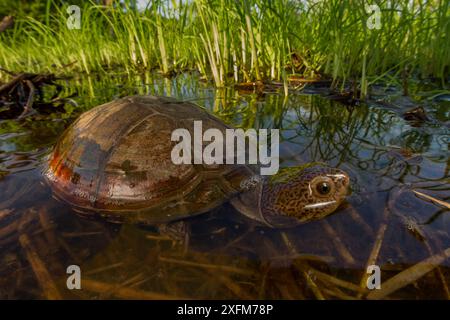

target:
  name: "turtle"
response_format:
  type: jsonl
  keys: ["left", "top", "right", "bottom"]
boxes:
{"left": 43, "top": 95, "right": 350, "bottom": 231}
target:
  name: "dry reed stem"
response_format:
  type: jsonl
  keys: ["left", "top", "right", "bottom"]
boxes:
{"left": 38, "top": 206, "right": 57, "bottom": 245}
{"left": 0, "top": 220, "right": 18, "bottom": 240}
{"left": 280, "top": 232, "right": 325, "bottom": 299}
{"left": 57, "top": 236, "right": 83, "bottom": 265}
{"left": 83, "top": 262, "right": 124, "bottom": 276}
{"left": 145, "top": 234, "right": 174, "bottom": 241}
{"left": 82, "top": 279, "right": 189, "bottom": 300}
{"left": 212, "top": 273, "right": 253, "bottom": 300}
{"left": 367, "top": 246, "right": 450, "bottom": 300}
{"left": 19, "top": 234, "right": 62, "bottom": 299}
{"left": 0, "top": 181, "right": 36, "bottom": 210}
{"left": 274, "top": 268, "right": 306, "bottom": 299}
{"left": 257, "top": 264, "right": 270, "bottom": 299}
{"left": 417, "top": 229, "right": 450, "bottom": 299}
{"left": 309, "top": 269, "right": 367, "bottom": 294}
{"left": 270, "top": 253, "right": 335, "bottom": 264}
{"left": 97, "top": 273, "right": 148, "bottom": 299}
{"left": 321, "top": 221, "right": 356, "bottom": 266}
{"left": 158, "top": 255, "right": 253, "bottom": 276}
{"left": 358, "top": 206, "right": 391, "bottom": 298}
{"left": 303, "top": 270, "right": 325, "bottom": 300}
{"left": 347, "top": 205, "right": 374, "bottom": 237}
{"left": 0, "top": 209, "right": 13, "bottom": 219}
{"left": 61, "top": 231, "right": 104, "bottom": 238}
{"left": 322, "top": 287, "right": 356, "bottom": 300}
{"left": 18, "top": 208, "right": 36, "bottom": 232}
{"left": 413, "top": 190, "right": 450, "bottom": 210}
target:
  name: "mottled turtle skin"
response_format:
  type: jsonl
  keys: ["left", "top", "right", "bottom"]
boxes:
{"left": 44, "top": 96, "right": 350, "bottom": 227}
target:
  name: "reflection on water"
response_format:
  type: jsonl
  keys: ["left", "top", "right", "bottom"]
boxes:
{"left": 0, "top": 72, "right": 449, "bottom": 299}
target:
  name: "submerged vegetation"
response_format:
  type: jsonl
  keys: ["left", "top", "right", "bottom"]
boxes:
{"left": 0, "top": 0, "right": 449, "bottom": 97}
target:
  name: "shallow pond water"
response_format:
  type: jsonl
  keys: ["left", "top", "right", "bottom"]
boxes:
{"left": 0, "top": 72, "right": 449, "bottom": 299}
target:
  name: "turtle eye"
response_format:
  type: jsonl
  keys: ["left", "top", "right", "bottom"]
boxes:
{"left": 311, "top": 177, "right": 335, "bottom": 197}
{"left": 316, "top": 182, "right": 331, "bottom": 195}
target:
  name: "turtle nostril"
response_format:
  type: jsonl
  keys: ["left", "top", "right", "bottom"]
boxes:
{"left": 339, "top": 175, "right": 350, "bottom": 190}
{"left": 344, "top": 176, "right": 350, "bottom": 186}
{"left": 334, "top": 173, "right": 350, "bottom": 186}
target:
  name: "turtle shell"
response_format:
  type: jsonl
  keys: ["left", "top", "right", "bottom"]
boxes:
{"left": 44, "top": 96, "right": 255, "bottom": 224}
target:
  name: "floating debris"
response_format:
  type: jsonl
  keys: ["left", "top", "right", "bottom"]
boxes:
{"left": 234, "top": 81, "right": 265, "bottom": 95}
{"left": 413, "top": 190, "right": 450, "bottom": 210}
{"left": 402, "top": 106, "right": 430, "bottom": 124}
{"left": 0, "top": 68, "right": 73, "bottom": 119}
{"left": 325, "top": 90, "right": 361, "bottom": 106}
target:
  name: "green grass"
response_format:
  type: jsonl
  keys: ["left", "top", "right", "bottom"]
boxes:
{"left": 0, "top": 0, "right": 448, "bottom": 98}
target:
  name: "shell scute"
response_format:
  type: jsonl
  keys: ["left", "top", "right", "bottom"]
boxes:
{"left": 45, "top": 96, "right": 254, "bottom": 224}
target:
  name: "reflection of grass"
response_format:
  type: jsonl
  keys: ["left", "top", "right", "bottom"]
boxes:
{"left": 283, "top": 96, "right": 377, "bottom": 165}
{"left": 0, "top": 0, "right": 448, "bottom": 97}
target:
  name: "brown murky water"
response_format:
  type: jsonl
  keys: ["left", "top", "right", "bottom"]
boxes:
{"left": 0, "top": 72, "right": 449, "bottom": 299}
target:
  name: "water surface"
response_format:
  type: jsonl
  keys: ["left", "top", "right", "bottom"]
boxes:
{"left": 0, "top": 72, "right": 449, "bottom": 299}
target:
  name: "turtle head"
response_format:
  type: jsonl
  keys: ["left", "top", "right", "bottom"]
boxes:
{"left": 261, "top": 163, "right": 350, "bottom": 225}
